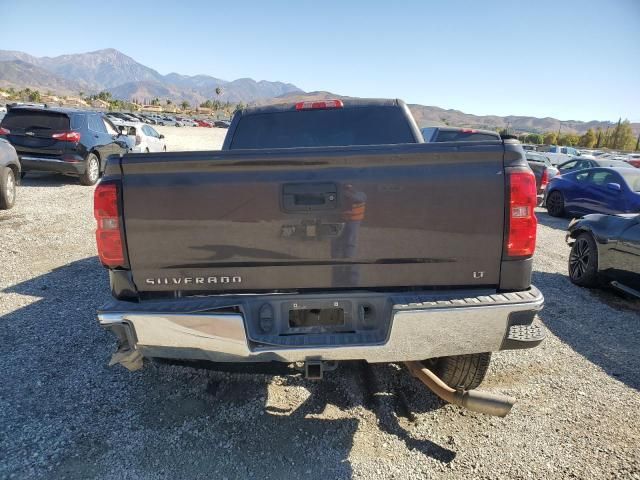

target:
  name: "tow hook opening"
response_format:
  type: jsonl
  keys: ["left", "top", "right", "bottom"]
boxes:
{"left": 303, "top": 360, "right": 337, "bottom": 380}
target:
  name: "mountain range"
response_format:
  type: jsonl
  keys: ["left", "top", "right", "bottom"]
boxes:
{"left": 260, "top": 91, "right": 640, "bottom": 137}
{"left": 0, "top": 48, "right": 302, "bottom": 104}
{"left": 0, "top": 48, "right": 637, "bottom": 136}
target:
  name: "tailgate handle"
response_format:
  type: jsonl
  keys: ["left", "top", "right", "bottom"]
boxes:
{"left": 282, "top": 183, "right": 337, "bottom": 212}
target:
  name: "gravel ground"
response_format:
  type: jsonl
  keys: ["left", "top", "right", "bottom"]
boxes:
{"left": 1, "top": 129, "right": 639, "bottom": 479}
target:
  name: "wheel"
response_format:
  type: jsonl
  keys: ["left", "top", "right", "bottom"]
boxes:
{"left": 569, "top": 232, "right": 600, "bottom": 287}
{"left": 79, "top": 152, "right": 100, "bottom": 186}
{"left": 0, "top": 167, "right": 17, "bottom": 209}
{"left": 546, "top": 190, "right": 565, "bottom": 217}
{"left": 423, "top": 352, "right": 491, "bottom": 390}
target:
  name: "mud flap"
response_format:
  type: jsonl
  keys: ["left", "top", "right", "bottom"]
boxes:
{"left": 109, "top": 347, "right": 144, "bottom": 371}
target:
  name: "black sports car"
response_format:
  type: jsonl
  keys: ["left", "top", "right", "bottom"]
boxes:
{"left": 567, "top": 213, "right": 640, "bottom": 297}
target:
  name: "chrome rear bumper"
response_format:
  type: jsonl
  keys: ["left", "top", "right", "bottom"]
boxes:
{"left": 98, "top": 287, "right": 544, "bottom": 367}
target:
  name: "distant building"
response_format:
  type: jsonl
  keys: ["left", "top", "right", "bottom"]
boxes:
{"left": 64, "top": 96, "right": 88, "bottom": 108}
{"left": 142, "top": 104, "right": 163, "bottom": 113}
{"left": 196, "top": 107, "right": 212, "bottom": 115}
{"left": 41, "top": 94, "right": 60, "bottom": 104}
{"left": 91, "top": 98, "right": 110, "bottom": 109}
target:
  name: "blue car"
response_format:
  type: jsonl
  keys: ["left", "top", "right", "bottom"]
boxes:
{"left": 545, "top": 167, "right": 640, "bottom": 217}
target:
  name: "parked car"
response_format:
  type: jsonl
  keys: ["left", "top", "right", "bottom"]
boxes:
{"left": 118, "top": 122, "right": 166, "bottom": 153}
{"left": 624, "top": 154, "right": 640, "bottom": 168}
{"left": 214, "top": 120, "right": 231, "bottom": 128}
{"left": 140, "top": 115, "right": 159, "bottom": 125}
{"left": 157, "top": 116, "right": 183, "bottom": 127}
{"left": 566, "top": 213, "right": 640, "bottom": 297}
{"left": 176, "top": 117, "right": 198, "bottom": 127}
{"left": 0, "top": 137, "right": 20, "bottom": 209}
{"left": 106, "top": 114, "right": 126, "bottom": 126}
{"left": 545, "top": 167, "right": 640, "bottom": 217}
{"left": 96, "top": 97, "right": 545, "bottom": 414}
{"left": 526, "top": 152, "right": 558, "bottom": 205}
{"left": 537, "top": 145, "right": 581, "bottom": 165}
{"left": 557, "top": 157, "right": 631, "bottom": 174}
{"left": 0, "top": 106, "right": 128, "bottom": 185}
{"left": 421, "top": 126, "right": 501, "bottom": 142}
{"left": 195, "top": 119, "right": 213, "bottom": 128}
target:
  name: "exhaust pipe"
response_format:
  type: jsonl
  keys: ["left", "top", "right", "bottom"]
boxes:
{"left": 404, "top": 361, "right": 515, "bottom": 417}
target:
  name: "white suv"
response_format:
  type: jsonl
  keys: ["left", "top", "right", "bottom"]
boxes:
{"left": 120, "top": 122, "right": 167, "bottom": 153}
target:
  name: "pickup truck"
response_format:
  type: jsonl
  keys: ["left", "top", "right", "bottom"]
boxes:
{"left": 96, "top": 98, "right": 545, "bottom": 389}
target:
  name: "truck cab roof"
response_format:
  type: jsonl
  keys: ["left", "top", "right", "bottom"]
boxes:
{"left": 222, "top": 98, "right": 423, "bottom": 150}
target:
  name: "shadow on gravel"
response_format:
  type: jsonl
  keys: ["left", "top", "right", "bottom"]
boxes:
{"left": 534, "top": 270, "right": 640, "bottom": 390}
{"left": 1, "top": 257, "right": 454, "bottom": 479}
{"left": 19, "top": 172, "right": 81, "bottom": 187}
{"left": 535, "top": 209, "right": 573, "bottom": 232}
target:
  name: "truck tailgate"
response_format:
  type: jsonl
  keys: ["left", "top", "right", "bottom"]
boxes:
{"left": 120, "top": 143, "right": 505, "bottom": 293}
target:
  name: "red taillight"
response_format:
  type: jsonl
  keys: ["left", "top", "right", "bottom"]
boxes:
{"left": 540, "top": 168, "right": 549, "bottom": 188}
{"left": 295, "top": 100, "right": 344, "bottom": 110}
{"left": 135, "top": 135, "right": 142, "bottom": 146}
{"left": 461, "top": 129, "right": 477, "bottom": 133}
{"left": 0, "top": 127, "right": 10, "bottom": 135}
{"left": 52, "top": 131, "right": 81, "bottom": 142}
{"left": 94, "top": 182, "right": 125, "bottom": 267}
{"left": 507, "top": 170, "right": 537, "bottom": 257}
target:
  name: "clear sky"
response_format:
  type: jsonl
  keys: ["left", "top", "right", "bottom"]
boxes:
{"left": 1, "top": 0, "right": 639, "bottom": 122}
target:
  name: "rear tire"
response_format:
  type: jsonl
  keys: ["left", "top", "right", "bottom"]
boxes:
{"left": 0, "top": 166, "right": 17, "bottom": 210}
{"left": 79, "top": 153, "right": 100, "bottom": 186}
{"left": 423, "top": 352, "right": 491, "bottom": 390}
{"left": 569, "top": 232, "right": 600, "bottom": 287}
{"left": 546, "top": 190, "right": 565, "bottom": 217}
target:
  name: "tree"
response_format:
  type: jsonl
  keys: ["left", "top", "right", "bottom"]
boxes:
{"left": 558, "top": 133, "right": 579, "bottom": 147}
{"left": 28, "top": 90, "right": 41, "bottom": 102}
{"left": 166, "top": 99, "right": 172, "bottom": 105}
{"left": 602, "top": 126, "right": 611, "bottom": 148}
{"left": 180, "top": 101, "right": 190, "bottom": 111}
{"left": 151, "top": 97, "right": 160, "bottom": 106}
{"left": 595, "top": 128, "right": 603, "bottom": 148}
{"left": 578, "top": 128, "right": 597, "bottom": 148}
{"left": 200, "top": 99, "right": 213, "bottom": 109}
{"left": 610, "top": 119, "right": 635, "bottom": 150}
{"left": 97, "top": 91, "right": 112, "bottom": 101}
{"left": 215, "top": 87, "right": 222, "bottom": 97}
{"left": 543, "top": 132, "right": 557, "bottom": 145}
{"left": 525, "top": 133, "right": 544, "bottom": 144}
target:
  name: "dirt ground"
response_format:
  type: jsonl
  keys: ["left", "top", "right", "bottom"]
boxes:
{"left": 1, "top": 127, "right": 639, "bottom": 479}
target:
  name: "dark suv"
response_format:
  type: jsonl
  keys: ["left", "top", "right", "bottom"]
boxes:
{"left": 0, "top": 106, "right": 128, "bottom": 185}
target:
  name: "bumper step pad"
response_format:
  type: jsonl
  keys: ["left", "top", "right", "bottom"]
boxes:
{"left": 503, "top": 323, "right": 546, "bottom": 350}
